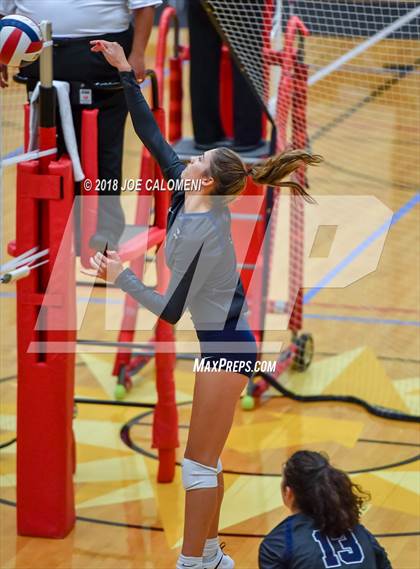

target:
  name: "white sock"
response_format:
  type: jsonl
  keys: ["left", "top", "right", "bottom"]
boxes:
{"left": 176, "top": 553, "right": 203, "bottom": 569}
{"left": 203, "top": 537, "right": 221, "bottom": 563}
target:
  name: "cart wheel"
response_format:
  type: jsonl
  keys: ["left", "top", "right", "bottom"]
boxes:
{"left": 292, "top": 333, "right": 314, "bottom": 372}
{"left": 115, "top": 384, "right": 126, "bottom": 400}
{"left": 241, "top": 395, "right": 255, "bottom": 411}
{"left": 115, "top": 365, "right": 130, "bottom": 400}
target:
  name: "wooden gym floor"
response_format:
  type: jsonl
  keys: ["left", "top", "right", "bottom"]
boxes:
{"left": 1, "top": 29, "right": 419, "bottom": 569}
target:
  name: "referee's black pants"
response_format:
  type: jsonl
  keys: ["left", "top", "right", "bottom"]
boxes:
{"left": 20, "top": 27, "right": 133, "bottom": 249}
{"left": 188, "top": 0, "right": 263, "bottom": 147}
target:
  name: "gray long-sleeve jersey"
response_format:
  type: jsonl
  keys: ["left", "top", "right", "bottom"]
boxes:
{"left": 115, "top": 70, "right": 248, "bottom": 327}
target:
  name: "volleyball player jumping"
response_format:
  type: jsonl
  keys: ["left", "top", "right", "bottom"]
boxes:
{"left": 86, "top": 39, "right": 321, "bottom": 569}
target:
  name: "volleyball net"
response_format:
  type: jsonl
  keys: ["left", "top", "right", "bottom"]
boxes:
{"left": 203, "top": 0, "right": 420, "bottom": 420}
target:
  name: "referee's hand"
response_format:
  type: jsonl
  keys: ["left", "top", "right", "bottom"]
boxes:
{"left": 90, "top": 40, "right": 132, "bottom": 73}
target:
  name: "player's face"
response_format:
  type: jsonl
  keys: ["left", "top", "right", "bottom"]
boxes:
{"left": 182, "top": 150, "right": 215, "bottom": 182}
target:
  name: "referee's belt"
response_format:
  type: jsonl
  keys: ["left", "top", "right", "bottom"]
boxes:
{"left": 66, "top": 79, "right": 123, "bottom": 106}
{"left": 52, "top": 28, "right": 131, "bottom": 46}
{"left": 18, "top": 76, "right": 123, "bottom": 106}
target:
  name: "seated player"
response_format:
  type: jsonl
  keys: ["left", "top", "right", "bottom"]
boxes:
{"left": 259, "top": 450, "right": 392, "bottom": 569}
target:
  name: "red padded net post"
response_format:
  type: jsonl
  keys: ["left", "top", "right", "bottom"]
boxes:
{"left": 13, "top": 156, "right": 76, "bottom": 538}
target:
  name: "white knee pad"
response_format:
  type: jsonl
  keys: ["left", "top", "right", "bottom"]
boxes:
{"left": 182, "top": 458, "right": 219, "bottom": 491}
{"left": 217, "top": 458, "right": 223, "bottom": 474}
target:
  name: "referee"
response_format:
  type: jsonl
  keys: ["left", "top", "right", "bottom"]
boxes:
{"left": 0, "top": 0, "right": 162, "bottom": 251}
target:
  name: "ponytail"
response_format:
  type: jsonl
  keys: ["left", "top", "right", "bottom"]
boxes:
{"left": 249, "top": 150, "right": 323, "bottom": 204}
{"left": 283, "top": 451, "right": 370, "bottom": 538}
{"left": 208, "top": 147, "right": 322, "bottom": 205}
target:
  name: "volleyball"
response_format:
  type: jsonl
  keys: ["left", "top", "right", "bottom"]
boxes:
{"left": 0, "top": 15, "right": 43, "bottom": 66}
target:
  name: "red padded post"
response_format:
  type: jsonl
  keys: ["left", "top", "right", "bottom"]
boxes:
{"left": 14, "top": 156, "right": 76, "bottom": 538}
{"left": 153, "top": 245, "right": 178, "bottom": 483}
{"left": 151, "top": 101, "right": 178, "bottom": 482}
{"left": 80, "top": 109, "right": 99, "bottom": 268}
{"left": 220, "top": 46, "right": 233, "bottom": 138}
{"left": 169, "top": 57, "right": 183, "bottom": 143}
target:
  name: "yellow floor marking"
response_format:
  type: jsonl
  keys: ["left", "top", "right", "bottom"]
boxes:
{"left": 219, "top": 476, "right": 283, "bottom": 532}
{"left": 282, "top": 346, "right": 364, "bottom": 394}
{"left": 326, "top": 347, "right": 408, "bottom": 412}
{"left": 76, "top": 479, "right": 154, "bottom": 509}
{"left": 75, "top": 455, "right": 149, "bottom": 484}
{"left": 392, "top": 377, "right": 420, "bottom": 415}
{"left": 354, "top": 473, "right": 420, "bottom": 517}
{"left": 144, "top": 459, "right": 185, "bottom": 549}
{"left": 373, "top": 471, "right": 420, "bottom": 496}
{"left": 227, "top": 414, "right": 363, "bottom": 452}
{"left": 76, "top": 443, "right": 134, "bottom": 464}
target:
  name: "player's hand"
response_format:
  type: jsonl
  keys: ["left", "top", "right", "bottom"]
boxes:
{"left": 81, "top": 251, "right": 124, "bottom": 283}
{"left": 128, "top": 51, "right": 146, "bottom": 83}
{"left": 90, "top": 40, "right": 132, "bottom": 73}
{"left": 0, "top": 64, "right": 9, "bottom": 88}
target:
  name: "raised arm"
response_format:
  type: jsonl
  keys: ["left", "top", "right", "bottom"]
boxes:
{"left": 90, "top": 40, "right": 185, "bottom": 182}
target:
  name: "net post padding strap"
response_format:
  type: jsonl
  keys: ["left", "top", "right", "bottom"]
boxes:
{"left": 14, "top": 156, "right": 76, "bottom": 538}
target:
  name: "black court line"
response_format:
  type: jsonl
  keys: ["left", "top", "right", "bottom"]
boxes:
{"left": 121, "top": 409, "right": 420, "bottom": 477}
{"left": 1, "top": 498, "right": 418, "bottom": 540}
{"left": 0, "top": 374, "right": 17, "bottom": 384}
{"left": 359, "top": 438, "right": 420, "bottom": 448}
{"left": 0, "top": 438, "right": 16, "bottom": 450}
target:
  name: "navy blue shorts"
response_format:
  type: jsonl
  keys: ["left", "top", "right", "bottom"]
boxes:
{"left": 195, "top": 317, "right": 258, "bottom": 379}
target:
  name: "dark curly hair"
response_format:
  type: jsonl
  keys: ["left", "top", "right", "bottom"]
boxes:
{"left": 283, "top": 451, "right": 371, "bottom": 538}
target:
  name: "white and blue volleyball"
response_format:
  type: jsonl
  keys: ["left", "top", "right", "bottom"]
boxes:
{"left": 0, "top": 15, "right": 43, "bottom": 66}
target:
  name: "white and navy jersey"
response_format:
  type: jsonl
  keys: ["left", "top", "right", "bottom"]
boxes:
{"left": 259, "top": 514, "right": 393, "bottom": 569}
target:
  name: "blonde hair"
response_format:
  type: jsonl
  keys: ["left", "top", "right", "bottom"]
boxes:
{"left": 207, "top": 147, "right": 322, "bottom": 204}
